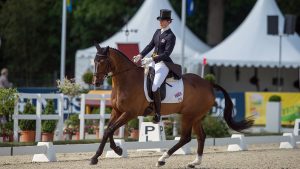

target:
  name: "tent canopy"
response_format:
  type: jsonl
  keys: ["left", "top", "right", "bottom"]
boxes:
{"left": 192, "top": 0, "right": 300, "bottom": 68}
{"left": 75, "top": 0, "right": 210, "bottom": 64}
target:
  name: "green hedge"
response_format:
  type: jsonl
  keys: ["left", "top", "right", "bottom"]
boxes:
{"left": 202, "top": 115, "right": 230, "bottom": 138}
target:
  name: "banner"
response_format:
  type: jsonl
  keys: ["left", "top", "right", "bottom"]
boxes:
{"left": 245, "top": 92, "right": 300, "bottom": 125}
{"left": 212, "top": 92, "right": 245, "bottom": 122}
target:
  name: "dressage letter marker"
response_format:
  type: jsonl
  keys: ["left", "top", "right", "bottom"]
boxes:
{"left": 137, "top": 122, "right": 166, "bottom": 152}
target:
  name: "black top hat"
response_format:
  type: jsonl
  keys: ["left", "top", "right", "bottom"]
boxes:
{"left": 157, "top": 9, "right": 173, "bottom": 21}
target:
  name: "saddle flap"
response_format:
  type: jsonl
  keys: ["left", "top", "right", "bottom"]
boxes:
{"left": 146, "top": 69, "right": 166, "bottom": 100}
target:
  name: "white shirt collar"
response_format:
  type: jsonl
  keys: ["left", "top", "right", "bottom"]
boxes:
{"left": 161, "top": 26, "right": 170, "bottom": 34}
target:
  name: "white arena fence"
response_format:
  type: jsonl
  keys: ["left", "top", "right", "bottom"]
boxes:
{"left": 13, "top": 93, "right": 122, "bottom": 142}
{"left": 12, "top": 93, "right": 180, "bottom": 142}
{"left": 0, "top": 134, "right": 299, "bottom": 157}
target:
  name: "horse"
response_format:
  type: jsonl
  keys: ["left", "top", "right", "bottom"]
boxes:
{"left": 91, "top": 43, "right": 253, "bottom": 168}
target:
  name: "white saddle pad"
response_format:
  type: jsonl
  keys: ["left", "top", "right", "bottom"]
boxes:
{"left": 144, "top": 76, "right": 184, "bottom": 103}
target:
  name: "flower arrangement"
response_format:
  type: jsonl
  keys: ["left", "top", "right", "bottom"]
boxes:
{"left": 57, "top": 77, "right": 82, "bottom": 98}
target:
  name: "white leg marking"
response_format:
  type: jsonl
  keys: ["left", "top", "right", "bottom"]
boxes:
{"left": 188, "top": 155, "right": 202, "bottom": 167}
{"left": 158, "top": 152, "right": 169, "bottom": 162}
{"left": 156, "top": 152, "right": 170, "bottom": 167}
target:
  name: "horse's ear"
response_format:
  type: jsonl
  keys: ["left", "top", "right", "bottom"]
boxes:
{"left": 94, "top": 41, "right": 101, "bottom": 52}
{"left": 103, "top": 46, "right": 110, "bottom": 55}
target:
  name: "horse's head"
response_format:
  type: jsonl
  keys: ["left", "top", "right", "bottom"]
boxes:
{"left": 92, "top": 42, "right": 111, "bottom": 87}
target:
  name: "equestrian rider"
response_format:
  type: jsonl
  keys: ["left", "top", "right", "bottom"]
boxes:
{"left": 133, "top": 9, "right": 176, "bottom": 123}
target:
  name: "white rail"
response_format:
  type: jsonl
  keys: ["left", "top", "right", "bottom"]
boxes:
{"left": 13, "top": 93, "right": 64, "bottom": 142}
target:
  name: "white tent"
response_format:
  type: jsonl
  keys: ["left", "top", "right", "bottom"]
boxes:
{"left": 191, "top": 0, "right": 300, "bottom": 68}
{"left": 75, "top": 0, "right": 210, "bottom": 84}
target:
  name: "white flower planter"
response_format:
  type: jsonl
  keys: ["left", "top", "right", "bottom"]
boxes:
{"left": 265, "top": 102, "right": 281, "bottom": 133}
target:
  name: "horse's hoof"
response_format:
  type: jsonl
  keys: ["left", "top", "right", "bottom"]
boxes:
{"left": 90, "top": 158, "right": 98, "bottom": 165}
{"left": 156, "top": 161, "right": 165, "bottom": 167}
{"left": 187, "top": 164, "right": 195, "bottom": 168}
{"left": 114, "top": 146, "right": 123, "bottom": 156}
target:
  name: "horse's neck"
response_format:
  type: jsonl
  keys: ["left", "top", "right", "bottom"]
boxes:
{"left": 109, "top": 49, "right": 142, "bottom": 89}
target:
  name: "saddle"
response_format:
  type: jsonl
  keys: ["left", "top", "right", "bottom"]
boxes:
{"left": 146, "top": 62, "right": 182, "bottom": 101}
{"left": 144, "top": 63, "right": 182, "bottom": 116}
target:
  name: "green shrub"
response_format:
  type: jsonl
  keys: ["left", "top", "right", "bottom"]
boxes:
{"left": 41, "top": 100, "right": 57, "bottom": 133}
{"left": 164, "top": 122, "right": 173, "bottom": 136}
{"left": 204, "top": 74, "right": 216, "bottom": 84}
{"left": 82, "top": 70, "right": 93, "bottom": 85}
{"left": 19, "top": 101, "right": 36, "bottom": 131}
{"left": 107, "top": 76, "right": 112, "bottom": 86}
{"left": 0, "top": 88, "right": 18, "bottom": 118}
{"left": 269, "top": 95, "right": 281, "bottom": 102}
{"left": 65, "top": 114, "right": 80, "bottom": 129}
{"left": 91, "top": 107, "right": 112, "bottom": 114}
{"left": 128, "top": 118, "right": 139, "bottom": 130}
{"left": 202, "top": 115, "right": 230, "bottom": 138}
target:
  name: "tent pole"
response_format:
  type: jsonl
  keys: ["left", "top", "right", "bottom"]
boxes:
{"left": 60, "top": 0, "right": 67, "bottom": 81}
{"left": 277, "top": 34, "right": 282, "bottom": 91}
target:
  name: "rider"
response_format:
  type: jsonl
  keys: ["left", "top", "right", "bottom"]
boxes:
{"left": 133, "top": 9, "right": 176, "bottom": 123}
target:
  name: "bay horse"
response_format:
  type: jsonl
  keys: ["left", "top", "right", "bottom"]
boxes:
{"left": 91, "top": 43, "right": 253, "bottom": 168}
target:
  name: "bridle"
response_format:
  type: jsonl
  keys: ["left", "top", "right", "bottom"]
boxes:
{"left": 94, "top": 53, "right": 111, "bottom": 79}
{"left": 93, "top": 50, "right": 139, "bottom": 81}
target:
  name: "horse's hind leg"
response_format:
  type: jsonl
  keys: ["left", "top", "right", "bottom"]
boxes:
{"left": 156, "top": 115, "right": 193, "bottom": 167}
{"left": 187, "top": 120, "right": 206, "bottom": 168}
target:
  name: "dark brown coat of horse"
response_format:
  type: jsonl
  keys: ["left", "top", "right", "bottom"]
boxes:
{"left": 91, "top": 44, "right": 253, "bottom": 168}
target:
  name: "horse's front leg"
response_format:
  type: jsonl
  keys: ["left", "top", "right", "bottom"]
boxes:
{"left": 90, "top": 112, "right": 133, "bottom": 165}
{"left": 108, "top": 109, "right": 123, "bottom": 156}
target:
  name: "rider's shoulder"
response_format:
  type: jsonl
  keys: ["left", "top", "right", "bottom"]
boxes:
{"left": 167, "top": 30, "right": 176, "bottom": 38}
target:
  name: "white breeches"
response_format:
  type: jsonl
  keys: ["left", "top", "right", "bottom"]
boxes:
{"left": 149, "top": 61, "right": 169, "bottom": 92}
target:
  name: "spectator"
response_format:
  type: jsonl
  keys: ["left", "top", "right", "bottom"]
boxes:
{"left": 0, "top": 68, "right": 13, "bottom": 88}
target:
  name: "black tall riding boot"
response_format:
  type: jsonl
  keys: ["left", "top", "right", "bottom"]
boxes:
{"left": 152, "top": 88, "right": 161, "bottom": 124}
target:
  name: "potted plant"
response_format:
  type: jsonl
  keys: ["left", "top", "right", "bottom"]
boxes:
{"left": 41, "top": 100, "right": 57, "bottom": 142}
{"left": 19, "top": 101, "right": 36, "bottom": 142}
{"left": 204, "top": 73, "right": 216, "bottom": 84}
{"left": 57, "top": 77, "right": 82, "bottom": 140}
{"left": 64, "top": 114, "right": 80, "bottom": 140}
{"left": 128, "top": 118, "right": 139, "bottom": 139}
{"left": 2, "top": 121, "right": 13, "bottom": 142}
{"left": 0, "top": 88, "right": 18, "bottom": 142}
{"left": 266, "top": 95, "right": 282, "bottom": 133}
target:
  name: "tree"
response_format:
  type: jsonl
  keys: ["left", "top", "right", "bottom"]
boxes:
{"left": 0, "top": 0, "right": 61, "bottom": 86}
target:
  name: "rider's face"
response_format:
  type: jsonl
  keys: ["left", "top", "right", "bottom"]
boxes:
{"left": 160, "top": 20, "right": 170, "bottom": 28}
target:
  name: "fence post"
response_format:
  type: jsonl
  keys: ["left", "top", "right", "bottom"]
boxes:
{"left": 138, "top": 116, "right": 143, "bottom": 129}
{"left": 36, "top": 94, "right": 42, "bottom": 142}
{"left": 13, "top": 94, "right": 19, "bottom": 142}
{"left": 80, "top": 94, "right": 86, "bottom": 140}
{"left": 99, "top": 94, "right": 106, "bottom": 139}
{"left": 57, "top": 94, "right": 64, "bottom": 140}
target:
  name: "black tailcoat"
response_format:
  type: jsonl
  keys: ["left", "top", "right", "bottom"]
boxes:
{"left": 140, "top": 29, "right": 176, "bottom": 63}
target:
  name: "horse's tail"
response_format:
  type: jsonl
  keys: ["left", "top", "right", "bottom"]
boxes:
{"left": 213, "top": 84, "right": 254, "bottom": 132}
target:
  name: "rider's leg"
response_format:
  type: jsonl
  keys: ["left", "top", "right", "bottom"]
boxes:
{"left": 152, "top": 62, "right": 169, "bottom": 123}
